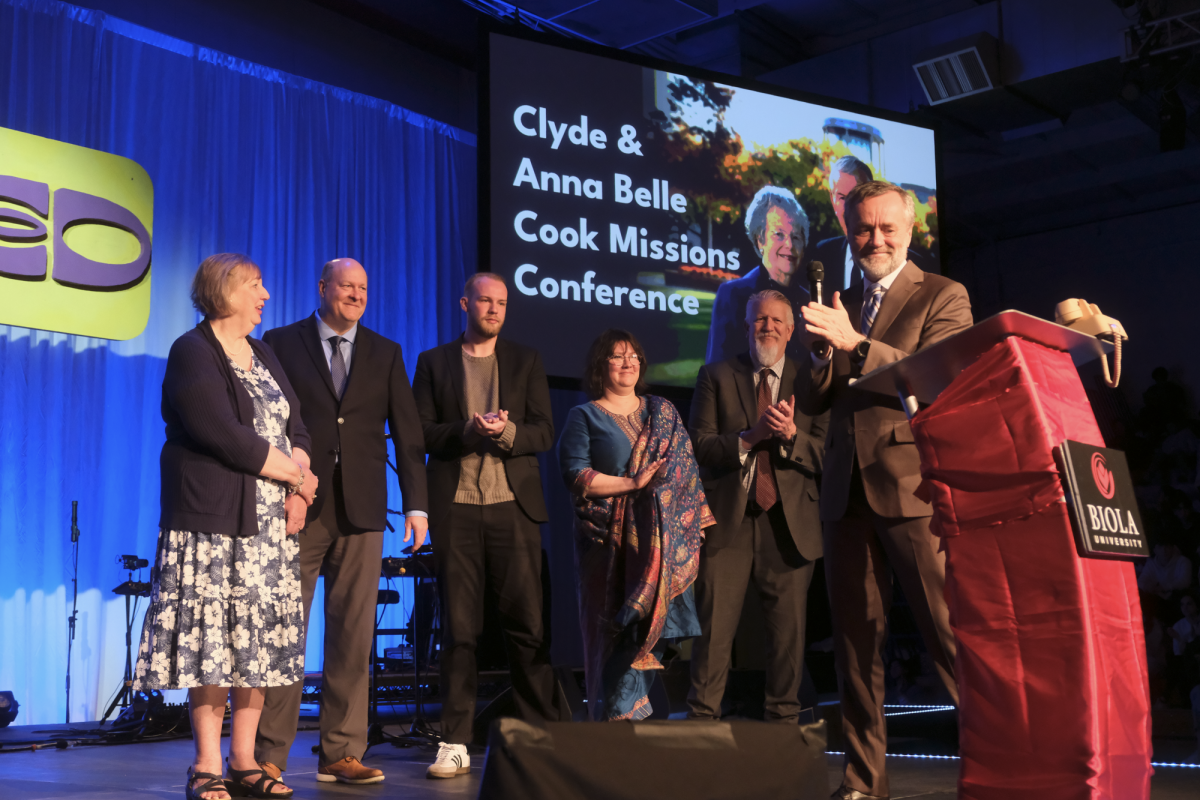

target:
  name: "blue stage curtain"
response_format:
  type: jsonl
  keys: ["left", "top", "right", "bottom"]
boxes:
{"left": 0, "top": 0, "right": 474, "bottom": 724}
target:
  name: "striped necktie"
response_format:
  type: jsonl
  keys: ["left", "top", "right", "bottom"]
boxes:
{"left": 754, "top": 368, "right": 779, "bottom": 510}
{"left": 861, "top": 284, "right": 885, "bottom": 336}
{"left": 328, "top": 336, "right": 348, "bottom": 400}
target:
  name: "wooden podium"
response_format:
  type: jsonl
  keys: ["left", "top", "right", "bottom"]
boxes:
{"left": 852, "top": 311, "right": 1151, "bottom": 800}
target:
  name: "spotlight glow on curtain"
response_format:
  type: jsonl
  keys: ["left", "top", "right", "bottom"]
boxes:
{"left": 0, "top": 0, "right": 474, "bottom": 724}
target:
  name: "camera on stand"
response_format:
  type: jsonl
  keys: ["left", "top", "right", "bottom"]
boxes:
{"left": 116, "top": 554, "right": 149, "bottom": 571}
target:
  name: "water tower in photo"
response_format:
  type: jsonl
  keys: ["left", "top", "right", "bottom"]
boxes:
{"left": 823, "top": 118, "right": 885, "bottom": 179}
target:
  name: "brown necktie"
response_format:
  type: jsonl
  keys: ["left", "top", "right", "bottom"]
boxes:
{"left": 754, "top": 368, "right": 779, "bottom": 510}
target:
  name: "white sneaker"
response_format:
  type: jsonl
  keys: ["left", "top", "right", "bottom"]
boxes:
{"left": 426, "top": 742, "right": 470, "bottom": 779}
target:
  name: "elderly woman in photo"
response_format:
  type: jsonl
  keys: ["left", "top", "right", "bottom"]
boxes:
{"left": 706, "top": 184, "right": 812, "bottom": 364}
{"left": 558, "top": 330, "right": 715, "bottom": 720}
{"left": 134, "top": 253, "right": 317, "bottom": 800}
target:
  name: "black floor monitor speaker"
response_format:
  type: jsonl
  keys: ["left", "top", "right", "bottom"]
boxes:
{"left": 478, "top": 719, "right": 829, "bottom": 800}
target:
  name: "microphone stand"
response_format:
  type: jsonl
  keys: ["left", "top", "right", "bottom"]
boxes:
{"left": 65, "top": 501, "right": 80, "bottom": 724}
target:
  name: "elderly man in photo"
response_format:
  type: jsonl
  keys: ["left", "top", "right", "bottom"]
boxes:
{"left": 800, "top": 181, "right": 972, "bottom": 800}
{"left": 707, "top": 185, "right": 812, "bottom": 364}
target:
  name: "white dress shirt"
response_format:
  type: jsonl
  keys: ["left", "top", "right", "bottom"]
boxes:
{"left": 315, "top": 311, "right": 358, "bottom": 374}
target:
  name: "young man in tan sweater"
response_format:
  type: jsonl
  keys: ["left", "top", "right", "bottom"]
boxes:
{"left": 412, "top": 272, "right": 559, "bottom": 779}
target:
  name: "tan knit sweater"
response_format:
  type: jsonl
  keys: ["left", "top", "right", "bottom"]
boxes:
{"left": 454, "top": 350, "right": 516, "bottom": 505}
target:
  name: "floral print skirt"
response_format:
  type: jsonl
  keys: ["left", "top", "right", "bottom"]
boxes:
{"left": 133, "top": 517, "right": 304, "bottom": 689}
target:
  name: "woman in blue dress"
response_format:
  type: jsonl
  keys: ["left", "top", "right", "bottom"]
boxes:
{"left": 558, "top": 329, "right": 715, "bottom": 720}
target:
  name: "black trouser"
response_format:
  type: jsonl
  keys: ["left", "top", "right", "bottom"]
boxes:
{"left": 434, "top": 501, "right": 557, "bottom": 744}
{"left": 688, "top": 502, "right": 814, "bottom": 723}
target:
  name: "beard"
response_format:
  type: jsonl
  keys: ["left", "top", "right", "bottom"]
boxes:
{"left": 752, "top": 334, "right": 785, "bottom": 366}
{"left": 857, "top": 247, "right": 907, "bottom": 283}
{"left": 468, "top": 314, "right": 503, "bottom": 339}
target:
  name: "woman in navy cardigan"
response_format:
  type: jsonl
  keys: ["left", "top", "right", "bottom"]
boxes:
{"left": 134, "top": 254, "right": 318, "bottom": 800}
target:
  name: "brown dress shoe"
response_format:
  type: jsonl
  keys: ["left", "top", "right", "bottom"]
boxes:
{"left": 317, "top": 756, "right": 385, "bottom": 785}
{"left": 257, "top": 762, "right": 282, "bottom": 781}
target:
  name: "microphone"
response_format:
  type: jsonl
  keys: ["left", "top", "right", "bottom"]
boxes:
{"left": 807, "top": 261, "right": 830, "bottom": 358}
{"left": 71, "top": 500, "right": 79, "bottom": 543}
{"left": 807, "top": 260, "right": 824, "bottom": 306}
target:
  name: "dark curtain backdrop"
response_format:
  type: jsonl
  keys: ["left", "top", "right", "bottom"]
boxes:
{"left": 0, "top": 0, "right": 474, "bottom": 724}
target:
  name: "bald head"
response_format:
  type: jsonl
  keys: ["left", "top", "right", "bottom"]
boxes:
{"left": 318, "top": 257, "right": 368, "bottom": 334}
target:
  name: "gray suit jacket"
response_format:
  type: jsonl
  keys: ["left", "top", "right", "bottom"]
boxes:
{"left": 689, "top": 353, "right": 828, "bottom": 560}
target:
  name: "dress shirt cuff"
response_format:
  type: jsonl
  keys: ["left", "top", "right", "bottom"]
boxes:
{"left": 494, "top": 420, "right": 516, "bottom": 451}
{"left": 737, "top": 434, "right": 751, "bottom": 464}
{"left": 404, "top": 510, "right": 428, "bottom": 518}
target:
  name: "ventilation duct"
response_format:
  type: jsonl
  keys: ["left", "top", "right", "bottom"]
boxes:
{"left": 913, "top": 34, "right": 998, "bottom": 106}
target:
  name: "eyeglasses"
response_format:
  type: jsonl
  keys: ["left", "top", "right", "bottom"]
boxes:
{"left": 607, "top": 354, "right": 641, "bottom": 364}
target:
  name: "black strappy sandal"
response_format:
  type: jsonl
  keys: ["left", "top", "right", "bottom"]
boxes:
{"left": 186, "top": 766, "right": 230, "bottom": 800}
{"left": 225, "top": 763, "right": 294, "bottom": 799}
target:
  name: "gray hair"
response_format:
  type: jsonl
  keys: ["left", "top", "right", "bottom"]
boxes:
{"left": 844, "top": 181, "right": 916, "bottom": 228}
{"left": 190, "top": 253, "right": 261, "bottom": 319}
{"left": 745, "top": 289, "right": 794, "bottom": 325}
{"left": 827, "top": 155, "right": 873, "bottom": 191}
{"left": 745, "top": 185, "right": 809, "bottom": 259}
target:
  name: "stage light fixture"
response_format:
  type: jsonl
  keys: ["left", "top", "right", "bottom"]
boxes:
{"left": 0, "top": 691, "right": 19, "bottom": 727}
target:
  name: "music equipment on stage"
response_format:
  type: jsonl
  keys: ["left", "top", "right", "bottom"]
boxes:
{"left": 65, "top": 500, "right": 80, "bottom": 724}
{"left": 366, "top": 540, "right": 441, "bottom": 751}
{"left": 477, "top": 719, "right": 829, "bottom": 800}
{"left": 101, "top": 554, "right": 151, "bottom": 724}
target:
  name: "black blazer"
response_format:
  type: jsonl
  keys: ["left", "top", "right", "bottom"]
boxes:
{"left": 688, "top": 353, "right": 828, "bottom": 560}
{"left": 262, "top": 314, "right": 428, "bottom": 532}
{"left": 412, "top": 335, "right": 553, "bottom": 532}
{"left": 160, "top": 321, "right": 311, "bottom": 538}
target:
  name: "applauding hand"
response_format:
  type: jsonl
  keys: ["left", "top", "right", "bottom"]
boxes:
{"left": 629, "top": 459, "right": 665, "bottom": 492}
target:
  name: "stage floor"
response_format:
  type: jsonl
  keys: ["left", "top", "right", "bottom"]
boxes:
{"left": 3, "top": 718, "right": 1197, "bottom": 799}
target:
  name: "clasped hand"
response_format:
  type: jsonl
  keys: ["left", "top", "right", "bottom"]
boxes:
{"left": 471, "top": 409, "right": 509, "bottom": 437}
{"left": 744, "top": 396, "right": 797, "bottom": 446}
{"left": 285, "top": 464, "right": 318, "bottom": 536}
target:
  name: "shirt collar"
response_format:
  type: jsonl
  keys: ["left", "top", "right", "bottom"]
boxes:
{"left": 863, "top": 261, "right": 904, "bottom": 295}
{"left": 315, "top": 311, "right": 358, "bottom": 345}
{"left": 749, "top": 349, "right": 787, "bottom": 377}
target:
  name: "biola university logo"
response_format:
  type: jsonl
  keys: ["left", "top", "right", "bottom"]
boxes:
{"left": 0, "top": 126, "right": 153, "bottom": 340}
{"left": 1057, "top": 441, "right": 1147, "bottom": 559}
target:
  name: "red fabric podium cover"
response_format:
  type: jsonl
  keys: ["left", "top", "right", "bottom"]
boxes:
{"left": 909, "top": 337, "right": 1152, "bottom": 800}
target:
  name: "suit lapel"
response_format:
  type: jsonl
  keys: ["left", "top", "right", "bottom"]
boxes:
{"left": 496, "top": 338, "right": 511, "bottom": 414}
{"left": 777, "top": 357, "right": 797, "bottom": 404}
{"left": 868, "top": 261, "right": 922, "bottom": 342}
{"left": 340, "top": 324, "right": 372, "bottom": 403}
{"left": 733, "top": 354, "right": 757, "bottom": 424}
{"left": 447, "top": 335, "right": 467, "bottom": 419}
{"left": 301, "top": 315, "right": 338, "bottom": 400}
{"left": 846, "top": 279, "right": 865, "bottom": 333}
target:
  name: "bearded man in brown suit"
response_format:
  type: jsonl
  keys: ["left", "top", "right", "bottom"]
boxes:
{"left": 800, "top": 181, "right": 972, "bottom": 800}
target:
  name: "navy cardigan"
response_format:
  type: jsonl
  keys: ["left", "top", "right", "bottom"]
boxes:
{"left": 159, "top": 321, "right": 311, "bottom": 538}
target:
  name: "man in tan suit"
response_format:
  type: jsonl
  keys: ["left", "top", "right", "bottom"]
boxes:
{"left": 801, "top": 181, "right": 972, "bottom": 800}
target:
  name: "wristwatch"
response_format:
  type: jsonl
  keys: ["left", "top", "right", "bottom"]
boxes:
{"left": 851, "top": 337, "right": 871, "bottom": 364}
